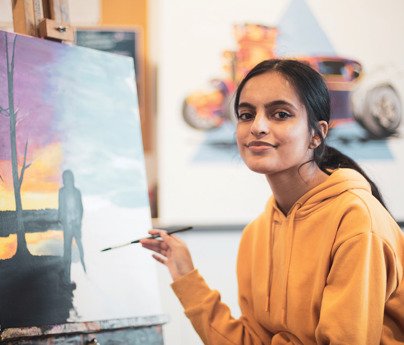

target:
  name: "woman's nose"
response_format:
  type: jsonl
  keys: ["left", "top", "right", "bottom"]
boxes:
{"left": 250, "top": 112, "right": 269, "bottom": 136}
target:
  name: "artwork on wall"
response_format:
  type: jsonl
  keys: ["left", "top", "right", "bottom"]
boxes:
{"left": 181, "top": 21, "right": 399, "bottom": 161}
{"left": 157, "top": 0, "right": 404, "bottom": 225}
{"left": 0, "top": 30, "right": 161, "bottom": 329}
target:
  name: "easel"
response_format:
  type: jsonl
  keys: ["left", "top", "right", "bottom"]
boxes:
{"left": 11, "top": 0, "right": 74, "bottom": 42}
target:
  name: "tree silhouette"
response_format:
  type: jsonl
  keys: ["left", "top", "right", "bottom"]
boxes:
{"left": 1, "top": 32, "right": 31, "bottom": 256}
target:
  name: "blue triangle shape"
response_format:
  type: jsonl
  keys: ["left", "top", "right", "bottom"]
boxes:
{"left": 276, "top": 0, "right": 336, "bottom": 57}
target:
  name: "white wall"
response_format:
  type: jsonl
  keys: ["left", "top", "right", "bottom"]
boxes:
{"left": 0, "top": 0, "right": 13, "bottom": 25}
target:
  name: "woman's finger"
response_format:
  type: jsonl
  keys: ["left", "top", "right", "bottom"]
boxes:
{"left": 152, "top": 253, "right": 168, "bottom": 265}
{"left": 168, "top": 234, "right": 185, "bottom": 244}
{"left": 147, "top": 230, "right": 185, "bottom": 247}
{"left": 141, "top": 238, "right": 168, "bottom": 248}
{"left": 141, "top": 241, "right": 169, "bottom": 255}
{"left": 159, "top": 230, "right": 180, "bottom": 246}
{"left": 148, "top": 229, "right": 168, "bottom": 238}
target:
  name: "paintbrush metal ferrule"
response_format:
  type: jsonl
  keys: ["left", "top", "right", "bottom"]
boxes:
{"left": 101, "top": 226, "right": 193, "bottom": 252}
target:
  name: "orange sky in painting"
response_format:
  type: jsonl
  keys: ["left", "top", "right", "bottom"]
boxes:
{"left": 0, "top": 141, "right": 63, "bottom": 211}
{"left": 0, "top": 235, "right": 17, "bottom": 260}
{"left": 0, "top": 142, "right": 64, "bottom": 259}
{"left": 0, "top": 231, "right": 64, "bottom": 260}
{"left": 26, "top": 230, "right": 63, "bottom": 245}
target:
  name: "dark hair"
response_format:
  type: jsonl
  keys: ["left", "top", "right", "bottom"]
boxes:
{"left": 234, "top": 59, "right": 387, "bottom": 209}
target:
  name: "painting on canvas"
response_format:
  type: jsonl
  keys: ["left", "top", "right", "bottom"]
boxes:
{"left": 0, "top": 30, "right": 161, "bottom": 328}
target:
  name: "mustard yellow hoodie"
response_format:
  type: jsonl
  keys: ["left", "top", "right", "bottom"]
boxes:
{"left": 171, "top": 169, "right": 404, "bottom": 344}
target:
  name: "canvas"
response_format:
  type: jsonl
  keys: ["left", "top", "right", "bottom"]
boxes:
{"left": 0, "top": 30, "right": 161, "bottom": 329}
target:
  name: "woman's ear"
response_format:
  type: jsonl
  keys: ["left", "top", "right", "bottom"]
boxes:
{"left": 309, "top": 121, "right": 328, "bottom": 149}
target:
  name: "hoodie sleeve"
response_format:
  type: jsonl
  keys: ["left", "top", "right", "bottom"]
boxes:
{"left": 171, "top": 269, "right": 272, "bottom": 345}
{"left": 315, "top": 231, "right": 397, "bottom": 345}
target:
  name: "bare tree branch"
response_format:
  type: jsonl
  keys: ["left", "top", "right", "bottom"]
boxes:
{"left": 19, "top": 140, "right": 31, "bottom": 187}
{"left": 0, "top": 174, "right": 4, "bottom": 183}
{"left": 0, "top": 106, "right": 10, "bottom": 117}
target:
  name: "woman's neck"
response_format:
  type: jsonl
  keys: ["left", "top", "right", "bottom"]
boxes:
{"left": 266, "top": 164, "right": 329, "bottom": 215}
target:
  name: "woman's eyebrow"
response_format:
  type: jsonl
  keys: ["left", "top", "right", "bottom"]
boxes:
{"left": 237, "top": 102, "right": 255, "bottom": 110}
{"left": 264, "top": 100, "right": 298, "bottom": 110}
{"left": 238, "top": 100, "right": 299, "bottom": 111}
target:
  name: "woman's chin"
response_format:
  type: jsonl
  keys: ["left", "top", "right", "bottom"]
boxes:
{"left": 245, "top": 164, "right": 273, "bottom": 175}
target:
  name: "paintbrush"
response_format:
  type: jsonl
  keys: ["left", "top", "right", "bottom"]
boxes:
{"left": 101, "top": 226, "right": 193, "bottom": 252}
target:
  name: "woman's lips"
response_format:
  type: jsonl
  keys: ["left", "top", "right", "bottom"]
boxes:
{"left": 246, "top": 141, "right": 278, "bottom": 153}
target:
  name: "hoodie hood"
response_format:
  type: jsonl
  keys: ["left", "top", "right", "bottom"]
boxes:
{"left": 265, "top": 168, "right": 372, "bottom": 324}
{"left": 270, "top": 168, "right": 372, "bottom": 220}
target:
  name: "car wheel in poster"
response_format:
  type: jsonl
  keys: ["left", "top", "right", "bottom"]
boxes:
{"left": 182, "top": 100, "right": 220, "bottom": 130}
{"left": 360, "top": 86, "right": 402, "bottom": 137}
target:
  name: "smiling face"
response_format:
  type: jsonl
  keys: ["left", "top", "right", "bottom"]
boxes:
{"left": 236, "top": 71, "right": 316, "bottom": 177}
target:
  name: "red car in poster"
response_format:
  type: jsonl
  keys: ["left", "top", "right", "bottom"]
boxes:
{"left": 298, "top": 56, "right": 362, "bottom": 126}
{"left": 182, "top": 24, "right": 368, "bottom": 135}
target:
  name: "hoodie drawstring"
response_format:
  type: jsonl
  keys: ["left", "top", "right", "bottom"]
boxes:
{"left": 266, "top": 206, "right": 276, "bottom": 312}
{"left": 281, "top": 203, "right": 300, "bottom": 324}
{"left": 265, "top": 202, "right": 300, "bottom": 327}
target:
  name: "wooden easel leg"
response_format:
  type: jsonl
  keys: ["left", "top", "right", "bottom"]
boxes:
{"left": 11, "top": 0, "right": 36, "bottom": 36}
{"left": 33, "top": 0, "right": 44, "bottom": 30}
{"left": 48, "top": 0, "right": 70, "bottom": 24}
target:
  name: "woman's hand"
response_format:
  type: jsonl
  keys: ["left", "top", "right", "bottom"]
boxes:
{"left": 140, "top": 229, "right": 194, "bottom": 281}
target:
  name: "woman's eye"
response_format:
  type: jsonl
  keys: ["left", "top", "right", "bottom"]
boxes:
{"left": 274, "top": 111, "right": 292, "bottom": 119}
{"left": 238, "top": 112, "right": 254, "bottom": 121}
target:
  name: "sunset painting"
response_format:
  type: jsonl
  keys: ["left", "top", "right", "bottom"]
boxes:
{"left": 0, "top": 31, "right": 161, "bottom": 328}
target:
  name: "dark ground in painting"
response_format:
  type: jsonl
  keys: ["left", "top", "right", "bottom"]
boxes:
{"left": 0, "top": 209, "right": 76, "bottom": 329}
{"left": 0, "top": 209, "right": 61, "bottom": 237}
{"left": 0, "top": 251, "right": 75, "bottom": 329}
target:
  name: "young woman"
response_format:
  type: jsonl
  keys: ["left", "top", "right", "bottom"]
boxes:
{"left": 141, "top": 59, "right": 404, "bottom": 344}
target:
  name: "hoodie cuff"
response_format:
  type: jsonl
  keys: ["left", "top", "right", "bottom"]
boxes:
{"left": 171, "top": 269, "right": 212, "bottom": 309}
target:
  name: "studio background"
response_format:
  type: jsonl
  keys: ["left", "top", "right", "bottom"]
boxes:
{"left": 156, "top": 0, "right": 404, "bottom": 226}
{"left": 1, "top": 1, "right": 404, "bottom": 345}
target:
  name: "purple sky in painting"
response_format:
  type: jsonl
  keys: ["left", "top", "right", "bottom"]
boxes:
{"left": 0, "top": 31, "right": 61, "bottom": 161}
{"left": 0, "top": 30, "right": 148, "bottom": 208}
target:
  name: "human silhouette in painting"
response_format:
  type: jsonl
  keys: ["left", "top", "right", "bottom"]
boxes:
{"left": 58, "top": 170, "right": 86, "bottom": 285}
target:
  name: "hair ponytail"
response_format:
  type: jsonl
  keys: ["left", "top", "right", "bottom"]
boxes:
{"left": 318, "top": 145, "right": 388, "bottom": 210}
